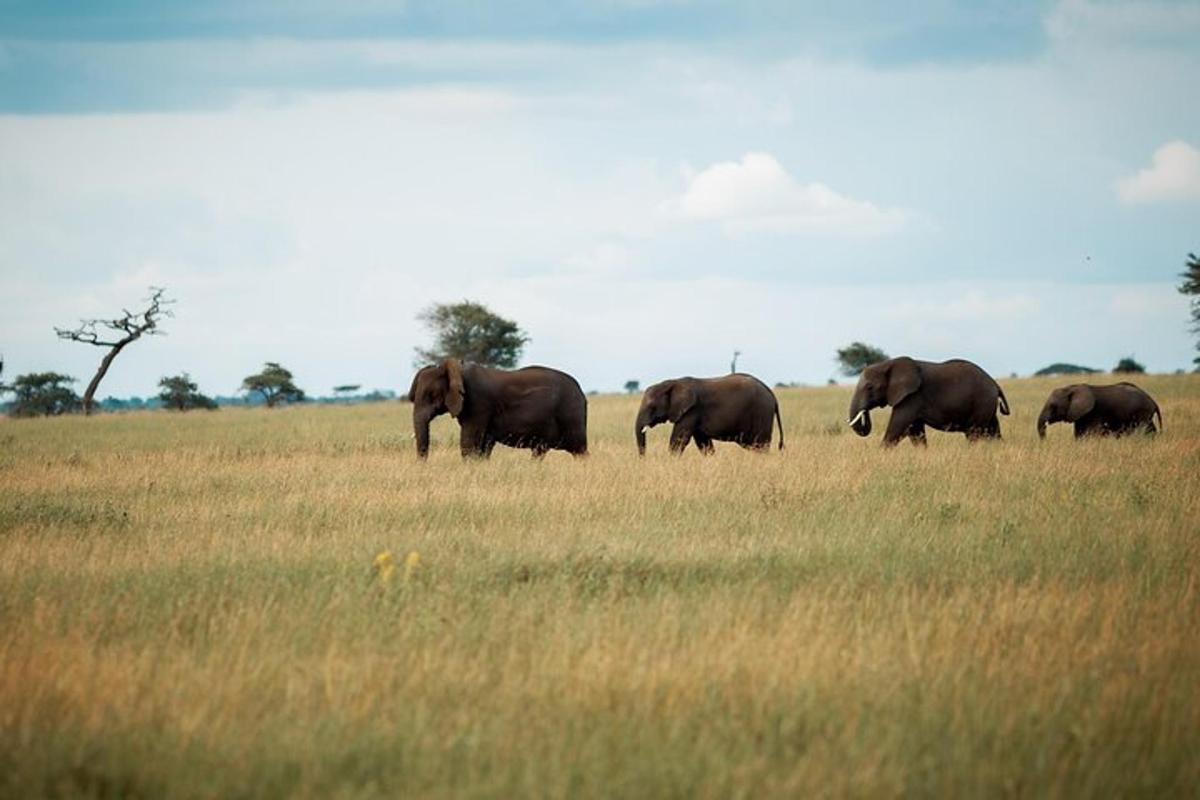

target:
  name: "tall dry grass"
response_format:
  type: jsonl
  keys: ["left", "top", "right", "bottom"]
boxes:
{"left": 1, "top": 374, "right": 1198, "bottom": 798}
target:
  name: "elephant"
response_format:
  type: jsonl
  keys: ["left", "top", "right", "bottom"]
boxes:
{"left": 407, "top": 359, "right": 588, "bottom": 459}
{"left": 635, "top": 374, "right": 783, "bottom": 455}
{"left": 847, "top": 357, "right": 1009, "bottom": 446}
{"left": 1037, "top": 382, "right": 1161, "bottom": 438}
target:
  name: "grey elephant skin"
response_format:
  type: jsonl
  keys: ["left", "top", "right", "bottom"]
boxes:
{"left": 848, "top": 357, "right": 1010, "bottom": 446}
{"left": 408, "top": 359, "right": 588, "bottom": 459}
{"left": 635, "top": 374, "right": 783, "bottom": 455}
{"left": 1037, "top": 382, "right": 1161, "bottom": 439}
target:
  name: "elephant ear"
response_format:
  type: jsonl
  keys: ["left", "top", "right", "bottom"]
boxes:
{"left": 886, "top": 357, "right": 922, "bottom": 407}
{"left": 1065, "top": 386, "right": 1095, "bottom": 421}
{"left": 444, "top": 359, "right": 466, "bottom": 417}
{"left": 407, "top": 366, "right": 428, "bottom": 403}
{"left": 667, "top": 381, "right": 698, "bottom": 422}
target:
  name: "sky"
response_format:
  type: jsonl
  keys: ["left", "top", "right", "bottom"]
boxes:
{"left": 1, "top": 0, "right": 1198, "bottom": 397}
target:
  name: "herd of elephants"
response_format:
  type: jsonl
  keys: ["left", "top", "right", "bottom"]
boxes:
{"left": 406, "top": 356, "right": 1163, "bottom": 458}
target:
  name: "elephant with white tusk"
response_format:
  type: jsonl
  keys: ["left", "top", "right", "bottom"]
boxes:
{"left": 847, "top": 357, "right": 1009, "bottom": 446}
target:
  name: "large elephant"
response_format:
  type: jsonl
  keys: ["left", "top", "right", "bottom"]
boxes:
{"left": 847, "top": 357, "right": 1009, "bottom": 446}
{"left": 1037, "top": 382, "right": 1161, "bottom": 438}
{"left": 635, "top": 374, "right": 783, "bottom": 455}
{"left": 408, "top": 359, "right": 588, "bottom": 459}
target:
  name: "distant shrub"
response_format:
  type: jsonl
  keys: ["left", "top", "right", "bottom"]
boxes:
{"left": 1113, "top": 356, "right": 1146, "bottom": 374}
{"left": 242, "top": 362, "right": 306, "bottom": 408}
{"left": 1034, "top": 363, "right": 1099, "bottom": 376}
{"left": 5, "top": 372, "right": 81, "bottom": 417}
{"left": 836, "top": 342, "right": 889, "bottom": 377}
{"left": 158, "top": 373, "right": 218, "bottom": 411}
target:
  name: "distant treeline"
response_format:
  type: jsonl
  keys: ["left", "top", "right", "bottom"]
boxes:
{"left": 0, "top": 389, "right": 399, "bottom": 414}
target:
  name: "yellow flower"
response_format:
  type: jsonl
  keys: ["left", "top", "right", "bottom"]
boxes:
{"left": 404, "top": 550, "right": 421, "bottom": 581}
{"left": 374, "top": 550, "right": 396, "bottom": 584}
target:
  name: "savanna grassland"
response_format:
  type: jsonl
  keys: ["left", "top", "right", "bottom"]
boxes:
{"left": 1, "top": 374, "right": 1198, "bottom": 798}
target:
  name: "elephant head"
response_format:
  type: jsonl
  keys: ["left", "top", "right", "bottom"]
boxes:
{"left": 1037, "top": 385, "right": 1094, "bottom": 438}
{"left": 407, "top": 358, "right": 466, "bottom": 458}
{"left": 847, "top": 357, "right": 921, "bottom": 437}
{"left": 635, "top": 380, "right": 697, "bottom": 455}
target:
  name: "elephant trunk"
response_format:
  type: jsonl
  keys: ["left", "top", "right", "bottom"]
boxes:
{"left": 635, "top": 407, "right": 650, "bottom": 456}
{"left": 847, "top": 390, "right": 872, "bottom": 437}
{"left": 414, "top": 408, "right": 433, "bottom": 458}
{"left": 1037, "top": 412, "right": 1049, "bottom": 440}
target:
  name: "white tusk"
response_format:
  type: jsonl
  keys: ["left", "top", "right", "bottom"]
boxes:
{"left": 848, "top": 410, "right": 866, "bottom": 427}
{"left": 639, "top": 426, "right": 649, "bottom": 434}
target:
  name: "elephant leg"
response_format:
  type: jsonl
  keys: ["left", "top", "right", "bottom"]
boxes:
{"left": 882, "top": 408, "right": 918, "bottom": 447}
{"left": 693, "top": 432, "right": 716, "bottom": 455}
{"left": 531, "top": 443, "right": 548, "bottom": 459}
{"left": 975, "top": 416, "right": 1001, "bottom": 441}
{"left": 459, "top": 424, "right": 488, "bottom": 458}
{"left": 907, "top": 422, "right": 927, "bottom": 447}
{"left": 563, "top": 428, "right": 589, "bottom": 457}
{"left": 668, "top": 423, "right": 693, "bottom": 454}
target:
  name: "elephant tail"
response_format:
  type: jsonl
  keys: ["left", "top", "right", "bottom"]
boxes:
{"left": 774, "top": 402, "right": 785, "bottom": 450}
{"left": 1154, "top": 402, "right": 1163, "bottom": 432}
{"left": 997, "top": 385, "right": 1010, "bottom": 416}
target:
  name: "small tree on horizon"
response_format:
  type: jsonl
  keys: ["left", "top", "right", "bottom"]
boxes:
{"left": 5, "top": 372, "right": 81, "bottom": 417}
{"left": 1113, "top": 356, "right": 1146, "bottom": 374}
{"left": 158, "top": 373, "right": 217, "bottom": 411}
{"left": 414, "top": 301, "right": 529, "bottom": 368}
{"left": 241, "top": 362, "right": 305, "bottom": 408}
{"left": 1178, "top": 251, "right": 1200, "bottom": 368}
{"left": 624, "top": 380, "right": 640, "bottom": 394}
{"left": 836, "top": 342, "right": 889, "bottom": 376}
{"left": 55, "top": 287, "right": 173, "bottom": 415}
{"left": 1034, "top": 363, "right": 1099, "bottom": 377}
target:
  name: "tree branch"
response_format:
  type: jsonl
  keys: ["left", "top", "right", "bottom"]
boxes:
{"left": 55, "top": 287, "right": 174, "bottom": 414}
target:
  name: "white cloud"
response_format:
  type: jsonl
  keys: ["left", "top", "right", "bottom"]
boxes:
{"left": 1116, "top": 140, "right": 1200, "bottom": 204}
{"left": 1046, "top": 0, "right": 1200, "bottom": 45}
{"left": 884, "top": 289, "right": 1042, "bottom": 324}
{"left": 673, "top": 152, "right": 906, "bottom": 236}
{"left": 563, "top": 242, "right": 634, "bottom": 275}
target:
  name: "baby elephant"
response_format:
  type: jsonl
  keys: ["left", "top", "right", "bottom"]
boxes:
{"left": 635, "top": 374, "right": 783, "bottom": 455}
{"left": 1037, "top": 382, "right": 1161, "bottom": 438}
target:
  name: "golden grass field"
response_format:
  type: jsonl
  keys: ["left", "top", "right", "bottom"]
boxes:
{"left": 1, "top": 373, "right": 1198, "bottom": 798}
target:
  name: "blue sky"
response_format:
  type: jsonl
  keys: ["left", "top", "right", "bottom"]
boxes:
{"left": 1, "top": 0, "right": 1198, "bottom": 397}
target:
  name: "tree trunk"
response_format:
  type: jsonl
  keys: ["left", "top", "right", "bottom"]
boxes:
{"left": 82, "top": 341, "right": 128, "bottom": 416}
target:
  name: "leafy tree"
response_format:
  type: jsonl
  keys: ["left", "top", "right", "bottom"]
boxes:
{"left": 5, "top": 372, "right": 81, "bottom": 417}
{"left": 836, "top": 342, "right": 889, "bottom": 377}
{"left": 1113, "top": 356, "right": 1146, "bottom": 374}
{"left": 624, "top": 380, "right": 640, "bottom": 394}
{"left": 241, "top": 362, "right": 305, "bottom": 408}
{"left": 158, "top": 373, "right": 217, "bottom": 411}
{"left": 1178, "top": 252, "right": 1200, "bottom": 367}
{"left": 55, "top": 287, "right": 172, "bottom": 415}
{"left": 414, "top": 301, "right": 529, "bottom": 368}
{"left": 1034, "top": 363, "right": 1099, "bottom": 377}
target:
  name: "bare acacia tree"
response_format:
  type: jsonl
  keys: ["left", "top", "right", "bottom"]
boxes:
{"left": 55, "top": 287, "right": 173, "bottom": 415}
